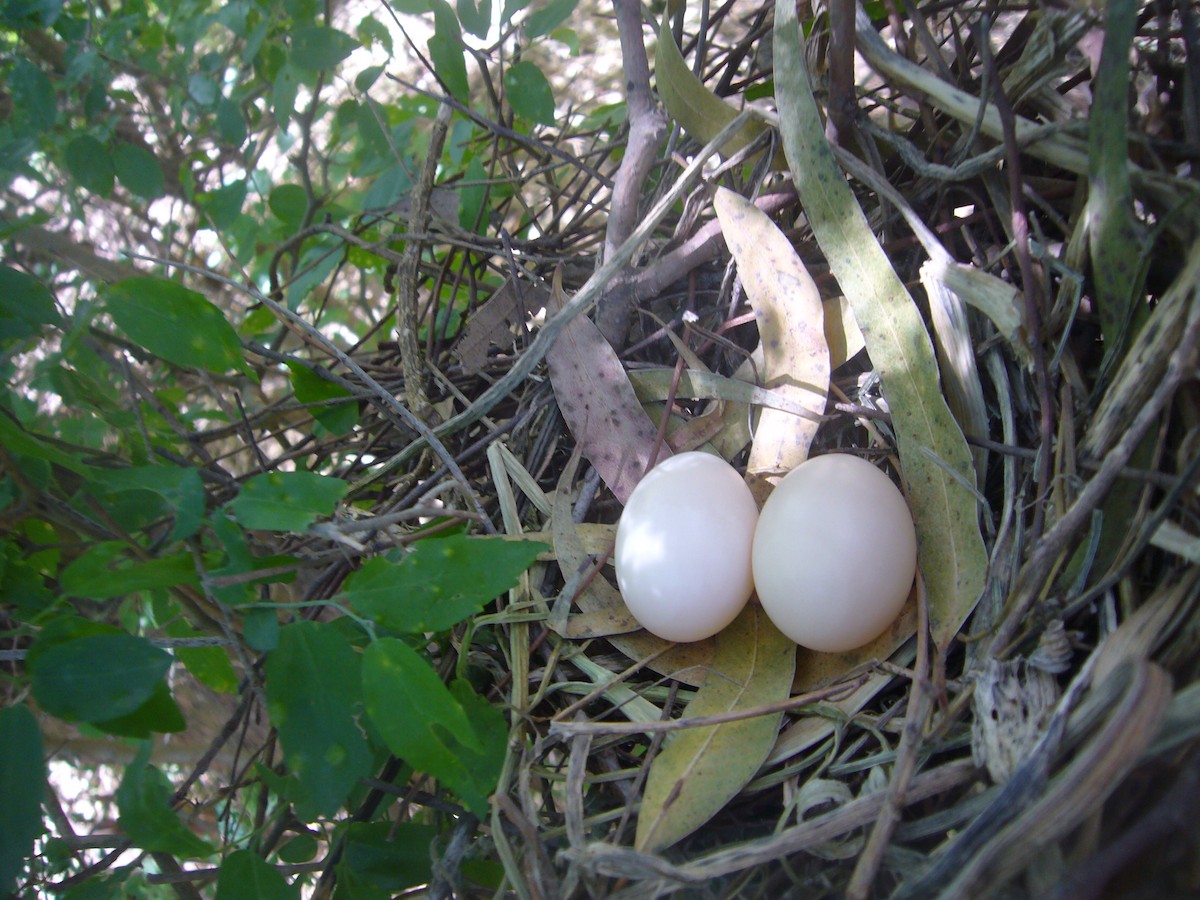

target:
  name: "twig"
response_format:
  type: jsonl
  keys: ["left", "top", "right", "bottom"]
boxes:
{"left": 396, "top": 102, "right": 452, "bottom": 420}
{"left": 548, "top": 678, "right": 865, "bottom": 737}
{"left": 847, "top": 574, "right": 933, "bottom": 898}
{"left": 979, "top": 18, "right": 1055, "bottom": 543}
{"left": 826, "top": 0, "right": 856, "bottom": 145}
{"left": 595, "top": 0, "right": 669, "bottom": 347}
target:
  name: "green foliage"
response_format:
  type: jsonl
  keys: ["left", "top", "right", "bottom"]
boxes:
{"left": 30, "top": 630, "right": 174, "bottom": 724}
{"left": 361, "top": 638, "right": 506, "bottom": 816}
{"left": 227, "top": 470, "right": 350, "bottom": 531}
{"left": 264, "top": 621, "right": 374, "bottom": 819}
{"left": 116, "top": 744, "right": 215, "bottom": 858}
{"left": 216, "top": 849, "right": 300, "bottom": 900}
{"left": 0, "top": 705, "right": 45, "bottom": 894}
{"left": 0, "top": 0, "right": 574, "bottom": 890}
{"left": 105, "top": 277, "right": 246, "bottom": 374}
{"left": 504, "top": 60, "right": 556, "bottom": 124}
{"left": 345, "top": 532, "right": 547, "bottom": 632}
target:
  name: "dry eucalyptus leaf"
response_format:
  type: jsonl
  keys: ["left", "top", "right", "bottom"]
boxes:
{"left": 545, "top": 270, "right": 669, "bottom": 504}
{"left": 453, "top": 278, "right": 549, "bottom": 374}
{"left": 714, "top": 188, "right": 829, "bottom": 479}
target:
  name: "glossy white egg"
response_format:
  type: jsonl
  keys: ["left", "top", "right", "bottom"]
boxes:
{"left": 615, "top": 452, "right": 759, "bottom": 643}
{"left": 752, "top": 453, "right": 917, "bottom": 652}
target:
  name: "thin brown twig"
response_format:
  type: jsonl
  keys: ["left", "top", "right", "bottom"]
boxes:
{"left": 846, "top": 573, "right": 933, "bottom": 898}
{"left": 979, "top": 17, "right": 1056, "bottom": 544}
{"left": 548, "top": 678, "right": 866, "bottom": 737}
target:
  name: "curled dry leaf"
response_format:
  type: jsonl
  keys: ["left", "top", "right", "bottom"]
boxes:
{"left": 453, "top": 278, "right": 550, "bottom": 374}
{"left": 545, "top": 269, "right": 669, "bottom": 505}
{"left": 714, "top": 187, "right": 830, "bottom": 481}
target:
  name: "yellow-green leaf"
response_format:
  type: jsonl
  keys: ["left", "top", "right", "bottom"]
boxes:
{"left": 773, "top": 2, "right": 986, "bottom": 650}
{"left": 636, "top": 605, "right": 795, "bottom": 851}
{"left": 654, "top": 10, "right": 769, "bottom": 162}
{"left": 714, "top": 187, "right": 829, "bottom": 480}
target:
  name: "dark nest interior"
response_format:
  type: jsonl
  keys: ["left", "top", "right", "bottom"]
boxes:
{"left": 8, "top": 0, "right": 1200, "bottom": 898}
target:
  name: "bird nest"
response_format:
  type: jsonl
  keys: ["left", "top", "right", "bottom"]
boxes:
{"left": 271, "top": 3, "right": 1200, "bottom": 896}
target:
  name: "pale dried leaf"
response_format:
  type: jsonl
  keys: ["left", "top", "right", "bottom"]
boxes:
{"left": 714, "top": 188, "right": 829, "bottom": 478}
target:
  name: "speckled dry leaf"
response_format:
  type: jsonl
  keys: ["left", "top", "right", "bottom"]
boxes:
{"left": 774, "top": 2, "right": 986, "bottom": 649}
{"left": 636, "top": 605, "right": 795, "bottom": 851}
{"left": 545, "top": 270, "right": 668, "bottom": 504}
{"left": 548, "top": 451, "right": 712, "bottom": 685}
{"left": 714, "top": 188, "right": 829, "bottom": 478}
{"left": 453, "top": 279, "right": 549, "bottom": 374}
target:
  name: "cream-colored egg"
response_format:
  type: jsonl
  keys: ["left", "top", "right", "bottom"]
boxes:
{"left": 615, "top": 452, "right": 759, "bottom": 643}
{"left": 752, "top": 453, "right": 917, "bottom": 652}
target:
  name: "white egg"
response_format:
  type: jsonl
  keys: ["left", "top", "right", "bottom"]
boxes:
{"left": 752, "top": 453, "right": 917, "bottom": 652}
{"left": 615, "top": 452, "right": 759, "bottom": 643}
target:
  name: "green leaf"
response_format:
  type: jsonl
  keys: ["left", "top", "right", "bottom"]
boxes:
{"left": 1088, "top": 0, "right": 1148, "bottom": 370}
{"left": 106, "top": 276, "right": 245, "bottom": 373}
{"left": 0, "top": 705, "right": 45, "bottom": 894}
{"left": 457, "top": 0, "right": 491, "bottom": 39}
{"left": 90, "top": 465, "right": 205, "bottom": 540}
{"left": 112, "top": 141, "right": 165, "bottom": 200}
{"left": 30, "top": 633, "right": 172, "bottom": 723}
{"left": 286, "top": 361, "right": 357, "bottom": 435}
{"left": 363, "top": 639, "right": 505, "bottom": 816}
{"left": 0, "top": 415, "right": 96, "bottom": 478}
{"left": 0, "top": 265, "right": 61, "bottom": 346}
{"left": 264, "top": 621, "right": 373, "bottom": 819}
{"left": 655, "top": 10, "right": 770, "bottom": 161}
{"left": 524, "top": 0, "right": 577, "bottom": 38}
{"left": 268, "top": 183, "right": 309, "bottom": 225}
{"left": 339, "top": 822, "right": 438, "bottom": 892}
{"left": 10, "top": 58, "right": 56, "bottom": 133}
{"left": 63, "top": 135, "right": 114, "bottom": 196}
{"left": 773, "top": 0, "right": 986, "bottom": 650}
{"left": 344, "top": 533, "right": 546, "bottom": 632}
{"left": 59, "top": 542, "right": 199, "bottom": 600}
{"left": 216, "top": 96, "right": 247, "bottom": 147}
{"left": 174, "top": 640, "right": 238, "bottom": 694}
{"left": 503, "top": 60, "right": 555, "bottom": 125}
{"left": 116, "top": 743, "right": 214, "bottom": 858}
{"left": 355, "top": 64, "right": 385, "bottom": 92}
{"left": 227, "top": 470, "right": 349, "bottom": 531}
{"left": 216, "top": 849, "right": 299, "bottom": 900}
{"left": 636, "top": 606, "right": 795, "bottom": 851}
{"left": 428, "top": 6, "right": 469, "bottom": 103}
{"left": 92, "top": 680, "right": 186, "bottom": 738}
{"left": 291, "top": 26, "right": 360, "bottom": 70}
{"left": 277, "top": 833, "right": 318, "bottom": 863}
{"left": 243, "top": 607, "right": 281, "bottom": 651}
{"left": 501, "top": 0, "right": 530, "bottom": 26}
{"left": 199, "top": 179, "right": 247, "bottom": 229}
{"left": 272, "top": 64, "right": 301, "bottom": 126}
